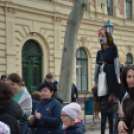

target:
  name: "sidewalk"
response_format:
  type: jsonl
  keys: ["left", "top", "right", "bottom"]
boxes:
{"left": 78, "top": 110, "right": 101, "bottom": 123}
{"left": 85, "top": 129, "right": 108, "bottom": 134}
{"left": 79, "top": 110, "right": 109, "bottom": 133}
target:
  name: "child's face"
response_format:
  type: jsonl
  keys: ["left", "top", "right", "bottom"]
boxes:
{"left": 61, "top": 111, "right": 73, "bottom": 127}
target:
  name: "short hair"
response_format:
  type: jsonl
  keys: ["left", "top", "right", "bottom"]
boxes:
{"left": 31, "top": 91, "right": 41, "bottom": 102}
{"left": 1, "top": 75, "right": 7, "bottom": 80}
{"left": 121, "top": 65, "right": 134, "bottom": 92}
{"left": 38, "top": 82, "right": 57, "bottom": 92}
{"left": 0, "top": 82, "right": 13, "bottom": 106}
{"left": 7, "top": 73, "right": 21, "bottom": 84}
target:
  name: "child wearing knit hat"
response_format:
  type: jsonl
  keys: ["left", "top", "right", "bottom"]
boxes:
{"left": 0, "top": 121, "right": 10, "bottom": 134}
{"left": 61, "top": 102, "right": 85, "bottom": 134}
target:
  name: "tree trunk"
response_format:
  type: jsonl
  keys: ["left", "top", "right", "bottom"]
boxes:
{"left": 58, "top": 0, "right": 87, "bottom": 102}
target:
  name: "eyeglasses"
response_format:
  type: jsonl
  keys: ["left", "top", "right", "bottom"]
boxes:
{"left": 61, "top": 115, "right": 69, "bottom": 117}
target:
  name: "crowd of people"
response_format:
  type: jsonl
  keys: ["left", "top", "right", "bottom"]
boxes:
{"left": 0, "top": 72, "right": 83, "bottom": 134}
{"left": 92, "top": 29, "right": 134, "bottom": 134}
{"left": 1, "top": 29, "right": 134, "bottom": 134}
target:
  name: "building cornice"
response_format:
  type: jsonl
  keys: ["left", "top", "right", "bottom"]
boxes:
{"left": 1, "top": 0, "right": 134, "bottom": 32}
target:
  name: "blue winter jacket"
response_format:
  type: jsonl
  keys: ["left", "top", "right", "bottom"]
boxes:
{"left": 29, "top": 98, "right": 62, "bottom": 134}
{"left": 63, "top": 121, "right": 85, "bottom": 134}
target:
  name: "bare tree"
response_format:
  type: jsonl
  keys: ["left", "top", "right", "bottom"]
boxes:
{"left": 58, "top": 0, "right": 87, "bottom": 102}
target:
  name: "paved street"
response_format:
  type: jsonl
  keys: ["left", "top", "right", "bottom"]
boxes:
{"left": 86, "top": 129, "right": 108, "bottom": 134}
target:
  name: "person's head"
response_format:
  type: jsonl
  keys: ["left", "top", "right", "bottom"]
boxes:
{"left": 98, "top": 29, "right": 113, "bottom": 50}
{"left": 45, "top": 73, "right": 53, "bottom": 82}
{"left": 31, "top": 91, "right": 41, "bottom": 102}
{"left": 53, "top": 81, "right": 59, "bottom": 87}
{"left": 121, "top": 65, "right": 134, "bottom": 99}
{"left": 0, "top": 82, "right": 13, "bottom": 107}
{"left": 1, "top": 75, "right": 7, "bottom": 83}
{"left": 61, "top": 102, "right": 82, "bottom": 128}
{"left": 119, "top": 53, "right": 126, "bottom": 68}
{"left": 38, "top": 82, "right": 56, "bottom": 99}
{"left": 7, "top": 73, "right": 21, "bottom": 93}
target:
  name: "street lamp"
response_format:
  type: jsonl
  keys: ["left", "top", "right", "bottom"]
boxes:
{"left": 103, "top": 19, "right": 114, "bottom": 35}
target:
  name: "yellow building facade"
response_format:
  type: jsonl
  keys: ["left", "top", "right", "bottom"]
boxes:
{"left": 0, "top": 0, "right": 134, "bottom": 97}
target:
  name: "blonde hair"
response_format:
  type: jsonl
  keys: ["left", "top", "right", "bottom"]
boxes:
{"left": 119, "top": 53, "right": 126, "bottom": 65}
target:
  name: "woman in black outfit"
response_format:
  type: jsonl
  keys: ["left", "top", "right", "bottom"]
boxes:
{"left": 94, "top": 30, "right": 125, "bottom": 134}
{"left": 0, "top": 82, "right": 23, "bottom": 134}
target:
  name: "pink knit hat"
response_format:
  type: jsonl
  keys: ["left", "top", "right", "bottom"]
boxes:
{"left": 62, "top": 102, "right": 82, "bottom": 120}
{"left": 0, "top": 121, "right": 10, "bottom": 134}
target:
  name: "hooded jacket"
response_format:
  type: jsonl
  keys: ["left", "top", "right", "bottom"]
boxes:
{"left": 0, "top": 99, "right": 23, "bottom": 134}
{"left": 63, "top": 120, "right": 85, "bottom": 134}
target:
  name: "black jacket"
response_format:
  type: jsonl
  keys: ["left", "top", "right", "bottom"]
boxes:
{"left": 0, "top": 99, "right": 23, "bottom": 134}
{"left": 71, "top": 83, "right": 78, "bottom": 102}
{"left": 63, "top": 121, "right": 85, "bottom": 134}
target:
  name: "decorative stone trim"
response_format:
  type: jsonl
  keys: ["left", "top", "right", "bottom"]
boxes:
{"left": 118, "top": 0, "right": 124, "bottom": 15}
{"left": 5, "top": 7, "right": 17, "bottom": 17}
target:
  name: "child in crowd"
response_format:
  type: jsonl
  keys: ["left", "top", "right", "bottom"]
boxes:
{"left": 61, "top": 102, "right": 85, "bottom": 134}
{"left": 0, "top": 121, "right": 10, "bottom": 134}
{"left": 31, "top": 91, "right": 41, "bottom": 112}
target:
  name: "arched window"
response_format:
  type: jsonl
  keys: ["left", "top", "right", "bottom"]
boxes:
{"left": 126, "top": 53, "right": 133, "bottom": 64}
{"left": 76, "top": 48, "right": 88, "bottom": 91}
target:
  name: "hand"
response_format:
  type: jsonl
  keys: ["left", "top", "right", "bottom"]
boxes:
{"left": 118, "top": 121, "right": 128, "bottom": 134}
{"left": 117, "top": 77, "right": 121, "bottom": 84}
{"left": 35, "top": 110, "right": 41, "bottom": 120}
{"left": 132, "top": 129, "right": 134, "bottom": 134}
{"left": 28, "top": 115, "right": 35, "bottom": 123}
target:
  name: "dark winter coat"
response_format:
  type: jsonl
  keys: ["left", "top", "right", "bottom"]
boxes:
{"left": 63, "top": 121, "right": 85, "bottom": 134}
{"left": 0, "top": 99, "right": 23, "bottom": 134}
{"left": 32, "top": 98, "right": 38, "bottom": 113}
{"left": 71, "top": 83, "right": 78, "bottom": 102}
{"left": 29, "top": 98, "right": 62, "bottom": 134}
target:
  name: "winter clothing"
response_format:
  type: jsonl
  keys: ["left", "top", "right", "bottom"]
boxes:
{"left": 0, "top": 121, "right": 10, "bottom": 134}
{"left": 13, "top": 87, "right": 32, "bottom": 134}
{"left": 63, "top": 120, "right": 85, "bottom": 134}
{"left": 32, "top": 99, "right": 38, "bottom": 113}
{"left": 0, "top": 99, "right": 23, "bottom": 134}
{"left": 46, "top": 73, "right": 53, "bottom": 78}
{"left": 53, "top": 81, "right": 58, "bottom": 85}
{"left": 71, "top": 83, "right": 78, "bottom": 102}
{"left": 29, "top": 98, "right": 62, "bottom": 134}
{"left": 13, "top": 87, "right": 32, "bottom": 115}
{"left": 62, "top": 103, "right": 81, "bottom": 120}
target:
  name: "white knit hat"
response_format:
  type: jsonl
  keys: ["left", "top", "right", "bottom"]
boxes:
{"left": 62, "top": 102, "right": 82, "bottom": 120}
{"left": 0, "top": 121, "right": 10, "bottom": 134}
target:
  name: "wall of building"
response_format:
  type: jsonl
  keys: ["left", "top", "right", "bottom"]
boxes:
{"left": 0, "top": 0, "right": 134, "bottom": 98}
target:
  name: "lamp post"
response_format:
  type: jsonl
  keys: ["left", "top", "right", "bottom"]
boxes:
{"left": 103, "top": 19, "right": 114, "bottom": 35}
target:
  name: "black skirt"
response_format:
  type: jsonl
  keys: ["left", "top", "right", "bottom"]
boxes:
{"left": 103, "top": 64, "right": 125, "bottom": 101}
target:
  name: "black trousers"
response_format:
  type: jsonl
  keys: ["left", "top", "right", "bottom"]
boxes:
{"left": 101, "top": 112, "right": 114, "bottom": 134}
